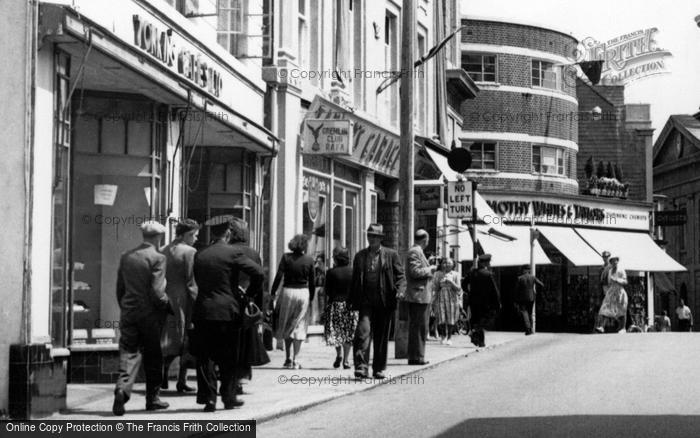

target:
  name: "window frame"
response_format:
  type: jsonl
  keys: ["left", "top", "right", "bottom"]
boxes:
{"left": 465, "top": 141, "right": 497, "bottom": 170}
{"left": 531, "top": 59, "right": 560, "bottom": 90}
{"left": 217, "top": 0, "right": 246, "bottom": 58}
{"left": 461, "top": 52, "right": 497, "bottom": 83}
{"left": 532, "top": 144, "right": 569, "bottom": 176}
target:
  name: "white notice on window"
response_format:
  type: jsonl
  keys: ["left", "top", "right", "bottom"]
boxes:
{"left": 94, "top": 184, "right": 118, "bottom": 206}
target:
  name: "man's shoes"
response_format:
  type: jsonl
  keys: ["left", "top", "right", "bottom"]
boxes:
{"left": 283, "top": 359, "right": 292, "bottom": 369}
{"left": 224, "top": 400, "right": 245, "bottom": 409}
{"left": 372, "top": 371, "right": 386, "bottom": 379}
{"left": 354, "top": 370, "right": 369, "bottom": 379}
{"left": 146, "top": 399, "right": 170, "bottom": 411}
{"left": 112, "top": 389, "right": 126, "bottom": 416}
{"left": 203, "top": 402, "right": 216, "bottom": 412}
{"left": 176, "top": 383, "right": 196, "bottom": 393}
{"left": 408, "top": 360, "right": 429, "bottom": 365}
{"left": 525, "top": 330, "right": 533, "bottom": 336}
{"left": 333, "top": 357, "right": 342, "bottom": 369}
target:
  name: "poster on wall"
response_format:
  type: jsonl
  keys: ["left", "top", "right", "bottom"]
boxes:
{"left": 94, "top": 184, "right": 118, "bottom": 206}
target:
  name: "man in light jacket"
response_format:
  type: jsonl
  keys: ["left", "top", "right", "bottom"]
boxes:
{"left": 405, "top": 229, "right": 437, "bottom": 365}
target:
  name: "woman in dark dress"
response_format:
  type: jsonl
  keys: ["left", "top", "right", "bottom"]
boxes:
{"left": 271, "top": 234, "right": 315, "bottom": 369}
{"left": 322, "top": 247, "right": 358, "bottom": 369}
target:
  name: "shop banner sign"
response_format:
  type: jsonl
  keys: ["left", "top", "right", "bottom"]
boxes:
{"left": 303, "top": 120, "right": 352, "bottom": 155}
{"left": 654, "top": 209, "right": 687, "bottom": 226}
{"left": 447, "top": 181, "right": 473, "bottom": 219}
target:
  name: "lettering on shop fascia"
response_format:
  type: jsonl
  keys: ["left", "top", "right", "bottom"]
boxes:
{"left": 310, "top": 103, "right": 401, "bottom": 178}
{"left": 132, "top": 15, "right": 223, "bottom": 98}
{"left": 487, "top": 200, "right": 609, "bottom": 224}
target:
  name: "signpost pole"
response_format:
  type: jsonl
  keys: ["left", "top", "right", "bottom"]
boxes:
{"left": 472, "top": 181, "right": 478, "bottom": 270}
{"left": 530, "top": 215, "right": 537, "bottom": 334}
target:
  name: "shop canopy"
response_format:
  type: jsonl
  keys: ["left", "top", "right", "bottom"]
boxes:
{"left": 574, "top": 228, "right": 686, "bottom": 272}
{"left": 475, "top": 225, "right": 551, "bottom": 267}
{"left": 536, "top": 226, "right": 602, "bottom": 266}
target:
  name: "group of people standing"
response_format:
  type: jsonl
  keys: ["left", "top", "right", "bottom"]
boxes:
{"left": 112, "top": 216, "right": 265, "bottom": 415}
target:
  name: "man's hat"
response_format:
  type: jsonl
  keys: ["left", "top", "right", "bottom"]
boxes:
{"left": 602, "top": 251, "right": 611, "bottom": 258}
{"left": 366, "top": 223, "right": 384, "bottom": 237}
{"left": 205, "top": 215, "right": 235, "bottom": 234}
{"left": 414, "top": 229, "right": 429, "bottom": 241}
{"left": 141, "top": 220, "right": 167, "bottom": 236}
{"left": 478, "top": 253, "right": 492, "bottom": 263}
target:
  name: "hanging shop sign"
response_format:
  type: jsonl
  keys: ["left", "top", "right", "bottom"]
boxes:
{"left": 654, "top": 209, "right": 687, "bottom": 227}
{"left": 307, "top": 97, "right": 401, "bottom": 178}
{"left": 484, "top": 196, "right": 650, "bottom": 231}
{"left": 302, "top": 119, "right": 353, "bottom": 155}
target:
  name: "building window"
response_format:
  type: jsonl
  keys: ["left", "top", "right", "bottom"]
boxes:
{"left": 298, "top": 0, "right": 309, "bottom": 68}
{"left": 532, "top": 145, "right": 568, "bottom": 176}
{"left": 51, "top": 51, "right": 71, "bottom": 347}
{"left": 532, "top": 60, "right": 559, "bottom": 90}
{"left": 679, "top": 201, "right": 686, "bottom": 251}
{"left": 466, "top": 142, "right": 496, "bottom": 170}
{"left": 351, "top": 0, "right": 364, "bottom": 109}
{"left": 383, "top": 10, "right": 399, "bottom": 126}
{"left": 415, "top": 33, "right": 427, "bottom": 132}
{"left": 217, "top": 0, "right": 245, "bottom": 57}
{"left": 462, "top": 53, "right": 496, "bottom": 82}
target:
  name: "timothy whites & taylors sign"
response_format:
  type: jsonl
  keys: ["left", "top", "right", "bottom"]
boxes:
{"left": 303, "top": 119, "right": 353, "bottom": 155}
{"left": 447, "top": 181, "right": 473, "bottom": 219}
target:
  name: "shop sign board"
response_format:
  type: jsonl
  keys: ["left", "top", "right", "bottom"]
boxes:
{"left": 303, "top": 120, "right": 352, "bottom": 155}
{"left": 447, "top": 181, "right": 473, "bottom": 219}
{"left": 307, "top": 97, "right": 400, "bottom": 177}
{"left": 654, "top": 209, "right": 687, "bottom": 226}
{"left": 484, "top": 196, "right": 650, "bottom": 231}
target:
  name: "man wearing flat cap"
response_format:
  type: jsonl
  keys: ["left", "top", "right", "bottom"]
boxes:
{"left": 468, "top": 254, "right": 501, "bottom": 347}
{"left": 191, "top": 215, "right": 264, "bottom": 412}
{"left": 113, "top": 220, "right": 172, "bottom": 416}
{"left": 349, "top": 224, "right": 406, "bottom": 379}
{"left": 161, "top": 219, "right": 200, "bottom": 393}
{"left": 405, "top": 229, "right": 437, "bottom": 365}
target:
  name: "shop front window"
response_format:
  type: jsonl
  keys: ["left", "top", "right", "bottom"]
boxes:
{"left": 51, "top": 51, "right": 71, "bottom": 347}
{"left": 70, "top": 95, "right": 166, "bottom": 346}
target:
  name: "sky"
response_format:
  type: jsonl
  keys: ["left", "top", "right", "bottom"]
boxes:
{"left": 462, "top": 0, "right": 700, "bottom": 141}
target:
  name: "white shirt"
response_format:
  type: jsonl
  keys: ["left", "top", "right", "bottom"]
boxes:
{"left": 676, "top": 305, "right": 692, "bottom": 320}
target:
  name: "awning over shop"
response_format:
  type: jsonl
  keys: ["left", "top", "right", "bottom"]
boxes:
{"left": 537, "top": 226, "right": 602, "bottom": 266}
{"left": 574, "top": 228, "right": 687, "bottom": 272}
{"left": 423, "top": 146, "right": 460, "bottom": 181}
{"left": 476, "top": 225, "right": 551, "bottom": 267}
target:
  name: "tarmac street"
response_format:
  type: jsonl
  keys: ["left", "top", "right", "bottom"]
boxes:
{"left": 258, "top": 333, "right": 700, "bottom": 438}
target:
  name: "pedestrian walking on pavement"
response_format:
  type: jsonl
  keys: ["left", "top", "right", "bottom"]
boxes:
{"left": 191, "top": 216, "right": 265, "bottom": 412}
{"left": 675, "top": 299, "right": 693, "bottom": 332}
{"left": 229, "top": 217, "right": 267, "bottom": 391}
{"left": 405, "top": 229, "right": 437, "bottom": 365}
{"left": 593, "top": 251, "right": 612, "bottom": 332}
{"left": 113, "top": 221, "right": 172, "bottom": 416}
{"left": 595, "top": 255, "right": 628, "bottom": 334}
{"left": 468, "top": 254, "right": 501, "bottom": 348}
{"left": 349, "top": 224, "right": 406, "bottom": 379}
{"left": 160, "top": 219, "right": 199, "bottom": 394}
{"left": 270, "top": 234, "right": 316, "bottom": 370}
{"left": 515, "top": 265, "right": 543, "bottom": 336}
{"left": 432, "top": 258, "right": 462, "bottom": 345}
{"left": 323, "top": 247, "right": 358, "bottom": 369}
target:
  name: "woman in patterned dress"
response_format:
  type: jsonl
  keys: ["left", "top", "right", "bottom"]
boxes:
{"left": 323, "top": 247, "right": 358, "bottom": 369}
{"left": 595, "top": 256, "right": 628, "bottom": 333}
{"left": 432, "top": 258, "right": 462, "bottom": 345}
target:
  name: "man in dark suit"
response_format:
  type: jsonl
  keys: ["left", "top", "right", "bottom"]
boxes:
{"left": 349, "top": 224, "right": 406, "bottom": 379}
{"left": 192, "top": 216, "right": 264, "bottom": 412}
{"left": 515, "top": 265, "right": 544, "bottom": 335}
{"left": 468, "top": 254, "right": 500, "bottom": 347}
{"left": 405, "top": 229, "right": 437, "bottom": 365}
{"left": 113, "top": 221, "right": 172, "bottom": 416}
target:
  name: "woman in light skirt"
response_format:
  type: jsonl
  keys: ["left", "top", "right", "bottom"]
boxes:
{"left": 270, "top": 234, "right": 316, "bottom": 369}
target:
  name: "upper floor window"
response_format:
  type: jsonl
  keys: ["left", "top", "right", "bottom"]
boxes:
{"left": 531, "top": 60, "right": 559, "bottom": 90}
{"left": 217, "top": 0, "right": 245, "bottom": 57}
{"left": 467, "top": 141, "right": 496, "bottom": 170}
{"left": 462, "top": 53, "right": 496, "bottom": 83}
{"left": 532, "top": 145, "right": 567, "bottom": 176}
{"left": 298, "top": 0, "right": 309, "bottom": 68}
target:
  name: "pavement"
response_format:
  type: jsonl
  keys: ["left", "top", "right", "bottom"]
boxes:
{"left": 50, "top": 330, "right": 525, "bottom": 422}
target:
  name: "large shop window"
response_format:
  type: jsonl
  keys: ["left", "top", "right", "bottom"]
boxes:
{"left": 531, "top": 60, "right": 559, "bottom": 90}
{"left": 51, "top": 51, "right": 71, "bottom": 347}
{"left": 186, "top": 148, "right": 257, "bottom": 246}
{"left": 70, "top": 95, "right": 167, "bottom": 346}
{"left": 466, "top": 142, "right": 496, "bottom": 170}
{"left": 532, "top": 145, "right": 568, "bottom": 176}
{"left": 462, "top": 53, "right": 497, "bottom": 83}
